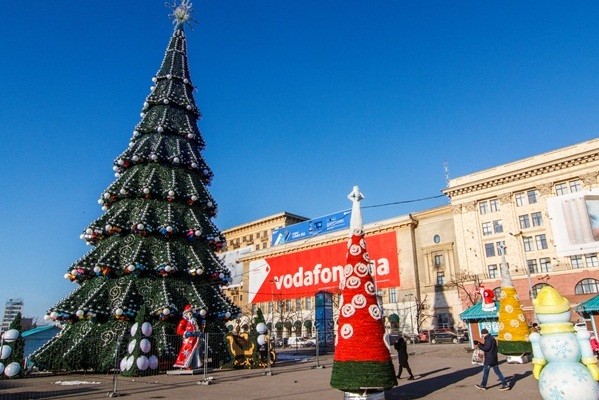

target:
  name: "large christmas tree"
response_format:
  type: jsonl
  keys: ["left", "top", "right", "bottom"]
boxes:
{"left": 31, "top": 1, "right": 240, "bottom": 372}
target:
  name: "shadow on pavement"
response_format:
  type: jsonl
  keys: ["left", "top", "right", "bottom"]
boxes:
{"left": 386, "top": 365, "right": 481, "bottom": 400}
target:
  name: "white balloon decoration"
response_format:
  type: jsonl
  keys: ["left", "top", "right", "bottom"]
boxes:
{"left": 257, "top": 335, "right": 266, "bottom": 346}
{"left": 140, "top": 338, "right": 151, "bottom": 353}
{"left": 1, "top": 345, "right": 12, "bottom": 360}
{"left": 126, "top": 355, "right": 134, "bottom": 370}
{"left": 256, "top": 323, "right": 267, "bottom": 334}
{"left": 75, "top": 310, "right": 84, "bottom": 318}
{"left": 120, "top": 357, "right": 128, "bottom": 371}
{"left": 199, "top": 309, "right": 206, "bottom": 317}
{"left": 4, "top": 362, "right": 20, "bottom": 377}
{"left": 148, "top": 355, "right": 159, "bottom": 369}
{"left": 163, "top": 308, "right": 171, "bottom": 315}
{"left": 136, "top": 355, "right": 149, "bottom": 371}
{"left": 141, "top": 322, "right": 153, "bottom": 336}
{"left": 115, "top": 308, "right": 124, "bottom": 316}
{"left": 130, "top": 322, "right": 138, "bottom": 337}
{"left": 2, "top": 329, "right": 19, "bottom": 342}
{"left": 128, "top": 339, "right": 137, "bottom": 354}
{"left": 0, "top": 363, "right": 4, "bottom": 375}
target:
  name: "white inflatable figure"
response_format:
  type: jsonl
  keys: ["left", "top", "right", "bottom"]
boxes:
{"left": 478, "top": 285, "right": 497, "bottom": 312}
{"left": 529, "top": 286, "right": 599, "bottom": 400}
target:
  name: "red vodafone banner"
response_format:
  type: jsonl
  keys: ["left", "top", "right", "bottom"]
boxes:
{"left": 248, "top": 231, "right": 399, "bottom": 303}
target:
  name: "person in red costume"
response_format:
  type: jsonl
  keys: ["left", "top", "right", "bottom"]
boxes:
{"left": 478, "top": 285, "right": 497, "bottom": 312}
{"left": 173, "top": 305, "right": 203, "bottom": 369}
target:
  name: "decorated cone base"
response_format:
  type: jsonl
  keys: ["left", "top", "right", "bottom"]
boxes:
{"left": 330, "top": 361, "right": 397, "bottom": 393}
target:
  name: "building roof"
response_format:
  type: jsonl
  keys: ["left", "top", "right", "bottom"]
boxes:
{"left": 459, "top": 302, "right": 499, "bottom": 321}
{"left": 575, "top": 294, "right": 599, "bottom": 314}
{"left": 22, "top": 324, "right": 60, "bottom": 338}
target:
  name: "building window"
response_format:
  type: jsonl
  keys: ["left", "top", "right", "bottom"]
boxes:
{"left": 515, "top": 192, "right": 526, "bottom": 207}
{"left": 575, "top": 278, "right": 599, "bottom": 295}
{"left": 285, "top": 300, "right": 292, "bottom": 311}
{"left": 539, "top": 257, "right": 552, "bottom": 272}
{"left": 436, "top": 272, "right": 445, "bottom": 286}
{"left": 519, "top": 214, "right": 531, "bottom": 229}
{"left": 488, "top": 264, "right": 498, "bottom": 279}
{"left": 482, "top": 222, "right": 493, "bottom": 236}
{"left": 389, "top": 288, "right": 397, "bottom": 303}
{"left": 528, "top": 259, "right": 539, "bottom": 274}
{"left": 535, "top": 234, "right": 548, "bottom": 250}
{"left": 479, "top": 202, "right": 489, "bottom": 215}
{"left": 527, "top": 189, "right": 539, "bottom": 204}
{"left": 523, "top": 236, "right": 534, "bottom": 252}
{"left": 434, "top": 254, "right": 444, "bottom": 267}
{"left": 295, "top": 299, "right": 302, "bottom": 310}
{"left": 531, "top": 212, "right": 543, "bottom": 227}
{"left": 570, "top": 180, "right": 583, "bottom": 192}
{"left": 485, "top": 243, "right": 496, "bottom": 257}
{"left": 555, "top": 182, "right": 568, "bottom": 196}
{"left": 490, "top": 199, "right": 500, "bottom": 212}
{"left": 532, "top": 283, "right": 551, "bottom": 298}
{"left": 305, "top": 297, "right": 312, "bottom": 310}
{"left": 493, "top": 287, "right": 502, "bottom": 300}
{"left": 587, "top": 254, "right": 599, "bottom": 268}
{"left": 571, "top": 255, "right": 584, "bottom": 269}
{"left": 493, "top": 220, "right": 503, "bottom": 234}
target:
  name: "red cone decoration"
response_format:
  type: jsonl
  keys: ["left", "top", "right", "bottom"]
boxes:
{"left": 330, "top": 186, "right": 397, "bottom": 394}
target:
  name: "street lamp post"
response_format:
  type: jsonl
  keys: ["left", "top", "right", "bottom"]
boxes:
{"left": 509, "top": 232, "right": 534, "bottom": 300}
{"left": 405, "top": 294, "right": 415, "bottom": 335}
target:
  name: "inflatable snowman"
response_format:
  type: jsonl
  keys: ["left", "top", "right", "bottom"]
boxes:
{"left": 530, "top": 286, "right": 599, "bottom": 400}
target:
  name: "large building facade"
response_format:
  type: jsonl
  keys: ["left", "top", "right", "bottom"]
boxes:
{"left": 445, "top": 138, "right": 599, "bottom": 322}
{"left": 1, "top": 298, "right": 24, "bottom": 333}
{"left": 218, "top": 138, "right": 599, "bottom": 338}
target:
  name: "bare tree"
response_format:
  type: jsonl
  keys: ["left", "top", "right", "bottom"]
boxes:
{"left": 415, "top": 294, "right": 433, "bottom": 331}
{"left": 445, "top": 271, "right": 481, "bottom": 307}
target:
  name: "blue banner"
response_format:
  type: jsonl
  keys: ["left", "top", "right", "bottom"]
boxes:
{"left": 271, "top": 210, "right": 351, "bottom": 246}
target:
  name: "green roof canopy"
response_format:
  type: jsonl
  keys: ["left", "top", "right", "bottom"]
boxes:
{"left": 575, "top": 294, "right": 599, "bottom": 315}
{"left": 459, "top": 302, "right": 498, "bottom": 321}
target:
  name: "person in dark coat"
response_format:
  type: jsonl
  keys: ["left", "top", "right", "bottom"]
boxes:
{"left": 473, "top": 329, "right": 509, "bottom": 391}
{"left": 393, "top": 336, "right": 415, "bottom": 380}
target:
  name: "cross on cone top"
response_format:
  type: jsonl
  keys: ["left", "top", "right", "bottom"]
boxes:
{"left": 330, "top": 186, "right": 396, "bottom": 392}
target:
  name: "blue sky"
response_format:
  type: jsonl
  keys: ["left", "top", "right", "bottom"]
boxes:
{"left": 1, "top": 1, "right": 599, "bottom": 321}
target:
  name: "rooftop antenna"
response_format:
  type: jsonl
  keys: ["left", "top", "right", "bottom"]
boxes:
{"left": 443, "top": 161, "right": 450, "bottom": 187}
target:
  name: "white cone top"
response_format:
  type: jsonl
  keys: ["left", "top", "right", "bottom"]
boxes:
{"left": 347, "top": 186, "right": 364, "bottom": 232}
{"left": 499, "top": 245, "right": 514, "bottom": 287}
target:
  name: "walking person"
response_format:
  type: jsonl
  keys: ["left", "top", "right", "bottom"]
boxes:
{"left": 473, "top": 329, "right": 510, "bottom": 391}
{"left": 394, "top": 336, "right": 415, "bottom": 380}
